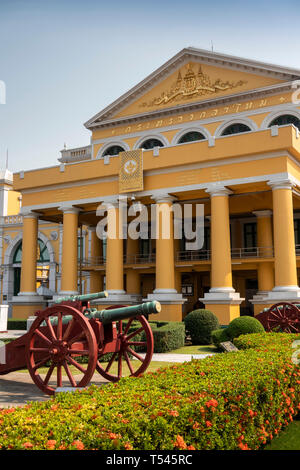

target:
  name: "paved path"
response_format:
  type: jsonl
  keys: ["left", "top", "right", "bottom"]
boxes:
{"left": 0, "top": 330, "right": 25, "bottom": 340}
{"left": 0, "top": 331, "right": 216, "bottom": 409}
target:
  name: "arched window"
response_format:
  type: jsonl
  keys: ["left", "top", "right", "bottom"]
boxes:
{"left": 13, "top": 239, "right": 50, "bottom": 264}
{"left": 178, "top": 131, "right": 206, "bottom": 144}
{"left": 102, "top": 145, "right": 125, "bottom": 157}
{"left": 269, "top": 114, "right": 300, "bottom": 131}
{"left": 139, "top": 138, "right": 164, "bottom": 150}
{"left": 221, "top": 123, "right": 251, "bottom": 136}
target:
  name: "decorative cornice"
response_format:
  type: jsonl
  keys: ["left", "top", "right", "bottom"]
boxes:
{"left": 86, "top": 82, "right": 296, "bottom": 130}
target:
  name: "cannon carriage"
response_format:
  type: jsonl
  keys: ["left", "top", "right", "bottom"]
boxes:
{"left": 256, "top": 302, "right": 300, "bottom": 333}
{"left": 0, "top": 291, "right": 161, "bottom": 395}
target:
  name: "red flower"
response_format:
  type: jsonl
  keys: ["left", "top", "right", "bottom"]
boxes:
{"left": 206, "top": 420, "right": 212, "bottom": 428}
{"left": 46, "top": 440, "right": 56, "bottom": 450}
{"left": 72, "top": 440, "right": 85, "bottom": 450}
{"left": 22, "top": 442, "right": 33, "bottom": 449}
{"left": 174, "top": 435, "right": 187, "bottom": 450}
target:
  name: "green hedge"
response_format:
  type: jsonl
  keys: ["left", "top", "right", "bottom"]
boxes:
{"left": 148, "top": 321, "right": 185, "bottom": 352}
{"left": 1, "top": 332, "right": 300, "bottom": 450}
{"left": 211, "top": 328, "right": 230, "bottom": 348}
{"left": 226, "top": 316, "right": 265, "bottom": 340}
{"left": 184, "top": 309, "right": 219, "bottom": 345}
{"left": 7, "top": 319, "right": 27, "bottom": 330}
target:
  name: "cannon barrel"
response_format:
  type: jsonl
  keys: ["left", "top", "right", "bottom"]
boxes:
{"left": 93, "top": 301, "right": 161, "bottom": 325}
{"left": 54, "top": 290, "right": 108, "bottom": 304}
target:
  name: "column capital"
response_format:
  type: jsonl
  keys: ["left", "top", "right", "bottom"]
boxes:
{"left": 205, "top": 184, "right": 232, "bottom": 197}
{"left": 20, "top": 209, "right": 41, "bottom": 219}
{"left": 267, "top": 176, "right": 295, "bottom": 190}
{"left": 252, "top": 210, "right": 272, "bottom": 218}
{"left": 58, "top": 205, "right": 81, "bottom": 214}
{"left": 151, "top": 193, "right": 177, "bottom": 204}
{"left": 101, "top": 195, "right": 128, "bottom": 209}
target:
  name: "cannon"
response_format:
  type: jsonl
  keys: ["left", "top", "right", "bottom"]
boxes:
{"left": 256, "top": 302, "right": 300, "bottom": 333}
{"left": 0, "top": 291, "right": 161, "bottom": 395}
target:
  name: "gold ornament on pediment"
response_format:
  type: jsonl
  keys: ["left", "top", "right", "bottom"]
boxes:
{"left": 140, "top": 64, "right": 247, "bottom": 108}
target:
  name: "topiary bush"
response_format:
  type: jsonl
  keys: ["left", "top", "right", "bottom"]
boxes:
{"left": 226, "top": 315, "right": 265, "bottom": 341}
{"left": 148, "top": 321, "right": 185, "bottom": 352}
{"left": 211, "top": 328, "right": 230, "bottom": 349}
{"left": 184, "top": 309, "right": 219, "bottom": 345}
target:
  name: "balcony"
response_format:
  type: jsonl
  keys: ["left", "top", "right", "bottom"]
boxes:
{"left": 80, "top": 246, "right": 276, "bottom": 268}
{"left": 58, "top": 145, "right": 92, "bottom": 164}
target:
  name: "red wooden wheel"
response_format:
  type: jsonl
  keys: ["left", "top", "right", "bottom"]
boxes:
{"left": 96, "top": 312, "right": 154, "bottom": 382}
{"left": 265, "top": 302, "right": 300, "bottom": 333}
{"left": 26, "top": 305, "right": 98, "bottom": 395}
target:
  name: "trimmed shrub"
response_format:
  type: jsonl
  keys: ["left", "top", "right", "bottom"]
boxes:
{"left": 149, "top": 321, "right": 185, "bottom": 352}
{"left": 226, "top": 315, "right": 265, "bottom": 341}
{"left": 1, "top": 333, "right": 300, "bottom": 450}
{"left": 211, "top": 328, "right": 230, "bottom": 348}
{"left": 7, "top": 319, "right": 27, "bottom": 330}
{"left": 184, "top": 309, "right": 219, "bottom": 344}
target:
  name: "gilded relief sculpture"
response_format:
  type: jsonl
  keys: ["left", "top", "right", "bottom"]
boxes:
{"left": 140, "top": 63, "right": 247, "bottom": 108}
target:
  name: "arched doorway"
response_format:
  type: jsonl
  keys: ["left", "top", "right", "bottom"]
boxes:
{"left": 12, "top": 238, "right": 50, "bottom": 296}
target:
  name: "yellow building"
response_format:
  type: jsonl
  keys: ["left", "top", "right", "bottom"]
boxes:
{"left": 4, "top": 47, "right": 300, "bottom": 324}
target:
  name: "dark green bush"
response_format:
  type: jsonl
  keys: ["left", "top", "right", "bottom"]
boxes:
{"left": 7, "top": 319, "right": 27, "bottom": 330}
{"left": 184, "top": 309, "right": 219, "bottom": 344}
{"left": 148, "top": 321, "right": 185, "bottom": 352}
{"left": 211, "top": 328, "right": 230, "bottom": 348}
{"left": 226, "top": 315, "right": 265, "bottom": 341}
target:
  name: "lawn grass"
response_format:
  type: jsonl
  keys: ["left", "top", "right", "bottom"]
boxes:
{"left": 17, "top": 361, "right": 174, "bottom": 377}
{"left": 170, "top": 344, "right": 218, "bottom": 354}
{"left": 265, "top": 416, "right": 300, "bottom": 450}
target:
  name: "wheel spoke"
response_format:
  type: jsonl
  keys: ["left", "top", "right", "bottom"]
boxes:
{"left": 68, "top": 331, "right": 85, "bottom": 345}
{"left": 123, "top": 350, "right": 134, "bottom": 374}
{"left": 118, "top": 352, "right": 122, "bottom": 379}
{"left": 126, "top": 346, "right": 144, "bottom": 362}
{"left": 34, "top": 329, "right": 52, "bottom": 346}
{"left": 68, "top": 349, "right": 90, "bottom": 355}
{"left": 127, "top": 341, "right": 146, "bottom": 347}
{"left": 63, "top": 361, "right": 77, "bottom": 387}
{"left": 66, "top": 355, "right": 87, "bottom": 374}
{"left": 57, "top": 313, "right": 63, "bottom": 341}
{"left": 45, "top": 318, "right": 57, "bottom": 342}
{"left": 63, "top": 317, "right": 76, "bottom": 341}
{"left": 57, "top": 364, "right": 62, "bottom": 387}
{"left": 104, "top": 351, "right": 118, "bottom": 373}
{"left": 32, "top": 355, "right": 51, "bottom": 372}
{"left": 123, "top": 318, "right": 133, "bottom": 336}
{"left": 126, "top": 327, "right": 144, "bottom": 341}
{"left": 29, "top": 347, "right": 50, "bottom": 353}
{"left": 43, "top": 363, "right": 55, "bottom": 385}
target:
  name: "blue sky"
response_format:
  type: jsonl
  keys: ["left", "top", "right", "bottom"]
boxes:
{"left": 0, "top": 0, "right": 300, "bottom": 172}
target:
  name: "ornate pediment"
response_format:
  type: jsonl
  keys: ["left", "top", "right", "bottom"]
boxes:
{"left": 85, "top": 47, "right": 300, "bottom": 129}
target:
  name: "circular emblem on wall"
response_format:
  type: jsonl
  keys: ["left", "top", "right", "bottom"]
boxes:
{"left": 124, "top": 159, "right": 137, "bottom": 175}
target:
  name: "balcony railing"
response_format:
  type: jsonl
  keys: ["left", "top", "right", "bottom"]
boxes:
{"left": 80, "top": 246, "right": 277, "bottom": 267}
{"left": 231, "top": 246, "right": 274, "bottom": 258}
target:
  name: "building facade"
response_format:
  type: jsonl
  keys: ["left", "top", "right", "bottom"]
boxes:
{"left": 3, "top": 47, "right": 300, "bottom": 324}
